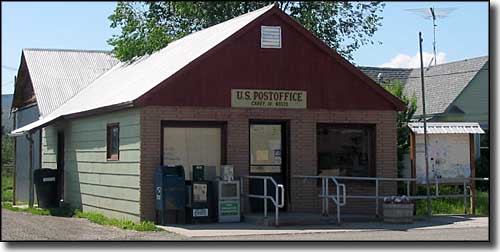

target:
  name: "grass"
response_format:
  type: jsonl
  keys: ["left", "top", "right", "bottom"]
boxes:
{"left": 416, "top": 191, "right": 489, "bottom": 216}
{"left": 1, "top": 175, "right": 160, "bottom": 232}
{"left": 2, "top": 202, "right": 51, "bottom": 215}
{"left": 74, "top": 211, "right": 161, "bottom": 232}
{"left": 2, "top": 175, "right": 13, "bottom": 202}
{"left": 2, "top": 202, "right": 160, "bottom": 232}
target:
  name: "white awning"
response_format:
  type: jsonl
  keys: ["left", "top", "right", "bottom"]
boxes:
{"left": 408, "top": 122, "right": 485, "bottom": 134}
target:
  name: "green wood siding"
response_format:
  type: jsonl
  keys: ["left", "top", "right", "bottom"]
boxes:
{"left": 41, "top": 126, "right": 58, "bottom": 169}
{"left": 443, "top": 64, "right": 488, "bottom": 127}
{"left": 59, "top": 108, "right": 141, "bottom": 222}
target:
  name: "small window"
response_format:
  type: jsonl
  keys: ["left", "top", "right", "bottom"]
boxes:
{"left": 261, "top": 26, "right": 281, "bottom": 49}
{"left": 107, "top": 123, "right": 119, "bottom": 160}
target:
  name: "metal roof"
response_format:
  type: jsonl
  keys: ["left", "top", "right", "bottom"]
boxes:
{"left": 408, "top": 122, "right": 485, "bottom": 134}
{"left": 12, "top": 5, "right": 274, "bottom": 135}
{"left": 22, "top": 48, "right": 119, "bottom": 116}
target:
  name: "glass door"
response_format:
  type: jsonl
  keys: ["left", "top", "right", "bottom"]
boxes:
{"left": 249, "top": 121, "right": 287, "bottom": 212}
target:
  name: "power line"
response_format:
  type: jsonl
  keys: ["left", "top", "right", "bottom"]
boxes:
{"left": 405, "top": 68, "right": 488, "bottom": 79}
{"left": 2, "top": 65, "right": 17, "bottom": 71}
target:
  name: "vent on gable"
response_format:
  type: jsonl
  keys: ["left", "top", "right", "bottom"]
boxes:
{"left": 261, "top": 26, "right": 281, "bottom": 49}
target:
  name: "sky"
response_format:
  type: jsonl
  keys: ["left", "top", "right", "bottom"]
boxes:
{"left": 1, "top": 1, "right": 490, "bottom": 95}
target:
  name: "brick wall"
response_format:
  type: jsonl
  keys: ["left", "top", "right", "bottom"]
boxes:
{"left": 140, "top": 106, "right": 397, "bottom": 221}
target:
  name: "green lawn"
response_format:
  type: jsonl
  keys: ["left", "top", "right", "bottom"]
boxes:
{"left": 416, "top": 191, "right": 489, "bottom": 216}
{"left": 74, "top": 211, "right": 160, "bottom": 231}
{"left": 2, "top": 202, "right": 50, "bottom": 215}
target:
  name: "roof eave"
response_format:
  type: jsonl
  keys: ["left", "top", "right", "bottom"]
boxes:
{"left": 10, "top": 101, "right": 135, "bottom": 136}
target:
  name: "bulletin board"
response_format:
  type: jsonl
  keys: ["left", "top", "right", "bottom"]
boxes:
{"left": 414, "top": 134, "right": 471, "bottom": 183}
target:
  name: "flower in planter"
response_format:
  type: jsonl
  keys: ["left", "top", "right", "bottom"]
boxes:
{"left": 383, "top": 195, "right": 414, "bottom": 204}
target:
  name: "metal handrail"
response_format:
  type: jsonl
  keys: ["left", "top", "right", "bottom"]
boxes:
{"left": 333, "top": 176, "right": 489, "bottom": 217}
{"left": 243, "top": 175, "right": 285, "bottom": 226}
{"left": 294, "top": 175, "right": 346, "bottom": 224}
{"left": 295, "top": 175, "right": 488, "bottom": 220}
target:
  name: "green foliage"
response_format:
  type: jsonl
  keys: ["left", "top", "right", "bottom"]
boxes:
{"left": 74, "top": 211, "right": 161, "bottom": 232}
{"left": 383, "top": 80, "right": 417, "bottom": 177}
{"left": 2, "top": 129, "right": 14, "bottom": 173}
{"left": 2, "top": 202, "right": 51, "bottom": 215}
{"left": 2, "top": 200, "right": 159, "bottom": 231}
{"left": 476, "top": 130, "right": 489, "bottom": 191}
{"left": 415, "top": 191, "right": 488, "bottom": 216}
{"left": 108, "top": 1, "right": 385, "bottom": 61}
{"left": 2, "top": 176, "right": 13, "bottom": 202}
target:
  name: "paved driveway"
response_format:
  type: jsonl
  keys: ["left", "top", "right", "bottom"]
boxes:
{"left": 1, "top": 209, "right": 489, "bottom": 241}
{"left": 162, "top": 215, "right": 489, "bottom": 241}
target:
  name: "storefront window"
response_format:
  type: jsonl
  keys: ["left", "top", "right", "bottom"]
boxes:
{"left": 163, "top": 126, "right": 222, "bottom": 180}
{"left": 317, "top": 124, "right": 375, "bottom": 177}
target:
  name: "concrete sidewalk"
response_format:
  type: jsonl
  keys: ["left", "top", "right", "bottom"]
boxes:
{"left": 157, "top": 215, "right": 488, "bottom": 238}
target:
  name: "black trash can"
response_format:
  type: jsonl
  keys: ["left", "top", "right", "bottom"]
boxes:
{"left": 34, "top": 169, "right": 58, "bottom": 208}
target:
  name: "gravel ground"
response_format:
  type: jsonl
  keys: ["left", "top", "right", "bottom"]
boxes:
{"left": 1, "top": 209, "right": 186, "bottom": 241}
{"left": 1, "top": 209, "right": 489, "bottom": 241}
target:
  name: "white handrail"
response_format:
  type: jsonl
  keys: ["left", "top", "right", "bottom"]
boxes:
{"left": 294, "top": 175, "right": 346, "bottom": 224}
{"left": 294, "top": 175, "right": 488, "bottom": 221}
{"left": 278, "top": 184, "right": 285, "bottom": 208}
{"left": 331, "top": 176, "right": 489, "bottom": 217}
{"left": 243, "top": 175, "right": 285, "bottom": 226}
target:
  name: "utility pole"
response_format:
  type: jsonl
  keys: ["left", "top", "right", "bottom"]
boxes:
{"left": 419, "top": 32, "right": 432, "bottom": 220}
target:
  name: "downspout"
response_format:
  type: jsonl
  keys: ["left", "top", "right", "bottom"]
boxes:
{"left": 12, "top": 76, "right": 17, "bottom": 205}
{"left": 25, "top": 133, "right": 34, "bottom": 208}
{"left": 12, "top": 111, "right": 17, "bottom": 205}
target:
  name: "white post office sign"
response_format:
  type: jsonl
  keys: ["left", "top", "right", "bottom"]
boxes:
{"left": 231, "top": 89, "right": 307, "bottom": 109}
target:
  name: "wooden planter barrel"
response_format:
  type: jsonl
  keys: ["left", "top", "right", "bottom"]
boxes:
{"left": 383, "top": 203, "right": 414, "bottom": 223}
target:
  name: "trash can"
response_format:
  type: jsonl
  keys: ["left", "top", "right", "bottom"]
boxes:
{"left": 33, "top": 169, "right": 58, "bottom": 208}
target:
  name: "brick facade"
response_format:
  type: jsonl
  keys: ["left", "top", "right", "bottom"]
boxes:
{"left": 139, "top": 106, "right": 397, "bottom": 221}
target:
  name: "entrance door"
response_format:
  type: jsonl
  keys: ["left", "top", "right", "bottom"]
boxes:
{"left": 249, "top": 121, "right": 287, "bottom": 212}
{"left": 56, "top": 131, "right": 65, "bottom": 201}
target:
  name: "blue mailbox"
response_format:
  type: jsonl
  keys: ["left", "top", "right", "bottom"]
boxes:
{"left": 155, "top": 165, "right": 186, "bottom": 225}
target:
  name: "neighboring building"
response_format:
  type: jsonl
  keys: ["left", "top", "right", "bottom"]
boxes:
{"left": 360, "top": 56, "right": 489, "bottom": 177}
{"left": 360, "top": 56, "right": 489, "bottom": 128}
{"left": 11, "top": 49, "right": 118, "bottom": 203}
{"left": 13, "top": 5, "right": 404, "bottom": 222}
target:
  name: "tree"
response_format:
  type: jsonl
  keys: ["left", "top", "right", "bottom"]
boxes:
{"left": 1, "top": 125, "right": 14, "bottom": 176}
{"left": 108, "top": 1, "right": 385, "bottom": 61}
{"left": 383, "top": 80, "right": 417, "bottom": 177}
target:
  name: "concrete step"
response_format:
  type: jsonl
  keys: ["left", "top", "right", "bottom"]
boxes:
{"left": 243, "top": 212, "right": 339, "bottom": 226}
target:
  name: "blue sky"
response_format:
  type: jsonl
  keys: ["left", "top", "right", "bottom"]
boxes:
{"left": 1, "top": 1, "right": 489, "bottom": 95}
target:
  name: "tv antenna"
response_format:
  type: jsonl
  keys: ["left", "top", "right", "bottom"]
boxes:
{"left": 406, "top": 7, "right": 457, "bottom": 66}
